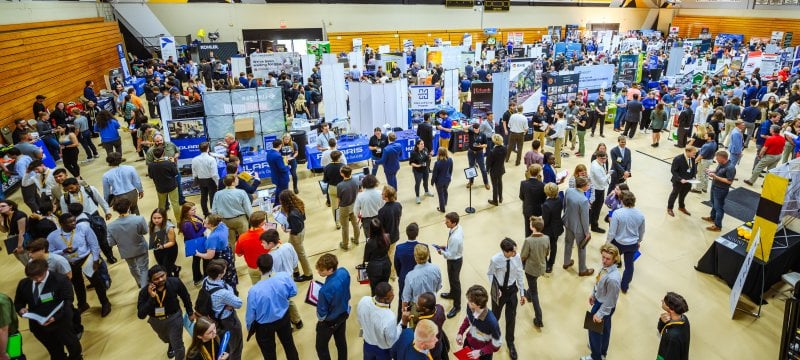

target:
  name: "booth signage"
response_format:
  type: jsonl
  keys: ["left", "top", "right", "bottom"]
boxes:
{"left": 409, "top": 86, "right": 436, "bottom": 110}
{"left": 160, "top": 36, "right": 178, "bottom": 62}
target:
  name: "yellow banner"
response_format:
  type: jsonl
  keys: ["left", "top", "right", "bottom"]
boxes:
{"left": 749, "top": 173, "right": 788, "bottom": 261}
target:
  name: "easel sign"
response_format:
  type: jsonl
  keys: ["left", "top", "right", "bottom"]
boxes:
{"left": 730, "top": 230, "right": 762, "bottom": 319}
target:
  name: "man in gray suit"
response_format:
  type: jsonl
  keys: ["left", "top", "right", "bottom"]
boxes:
{"left": 562, "top": 176, "right": 595, "bottom": 277}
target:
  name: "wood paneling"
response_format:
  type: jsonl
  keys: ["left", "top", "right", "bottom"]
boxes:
{"left": 0, "top": 18, "right": 124, "bottom": 135}
{"left": 672, "top": 15, "right": 799, "bottom": 47}
{"left": 328, "top": 27, "right": 573, "bottom": 54}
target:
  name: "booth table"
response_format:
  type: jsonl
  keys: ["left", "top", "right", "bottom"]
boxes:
{"left": 216, "top": 151, "right": 272, "bottom": 180}
{"left": 695, "top": 226, "right": 800, "bottom": 304}
{"left": 304, "top": 130, "right": 430, "bottom": 170}
{"left": 125, "top": 77, "right": 146, "bottom": 96}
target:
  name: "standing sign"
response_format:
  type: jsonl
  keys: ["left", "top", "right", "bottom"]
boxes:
{"left": 117, "top": 44, "right": 131, "bottom": 79}
{"left": 729, "top": 230, "right": 761, "bottom": 318}
{"left": 470, "top": 82, "right": 493, "bottom": 119}
{"left": 160, "top": 36, "right": 179, "bottom": 62}
{"left": 409, "top": 86, "right": 436, "bottom": 110}
{"left": 617, "top": 54, "right": 639, "bottom": 86}
{"left": 307, "top": 41, "right": 330, "bottom": 62}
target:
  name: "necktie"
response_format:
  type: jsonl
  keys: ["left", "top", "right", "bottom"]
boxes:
{"left": 503, "top": 259, "right": 510, "bottom": 288}
{"left": 33, "top": 281, "right": 41, "bottom": 304}
{"left": 687, "top": 156, "right": 691, "bottom": 169}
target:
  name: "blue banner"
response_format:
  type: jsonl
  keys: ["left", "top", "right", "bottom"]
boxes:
{"left": 34, "top": 139, "right": 56, "bottom": 169}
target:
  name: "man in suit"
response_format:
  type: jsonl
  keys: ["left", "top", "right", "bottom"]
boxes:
{"left": 562, "top": 176, "right": 595, "bottom": 277}
{"left": 623, "top": 93, "right": 643, "bottom": 139}
{"left": 609, "top": 136, "right": 631, "bottom": 189}
{"left": 15, "top": 259, "right": 82, "bottom": 360}
{"left": 519, "top": 164, "right": 546, "bottom": 237}
{"left": 416, "top": 114, "right": 434, "bottom": 155}
{"left": 376, "top": 132, "right": 403, "bottom": 191}
{"left": 267, "top": 139, "right": 290, "bottom": 203}
{"left": 667, "top": 146, "right": 697, "bottom": 217}
{"left": 676, "top": 100, "right": 694, "bottom": 148}
{"left": 393, "top": 223, "right": 428, "bottom": 319}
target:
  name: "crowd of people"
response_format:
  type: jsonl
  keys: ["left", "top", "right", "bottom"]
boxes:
{"left": 3, "top": 27, "right": 800, "bottom": 360}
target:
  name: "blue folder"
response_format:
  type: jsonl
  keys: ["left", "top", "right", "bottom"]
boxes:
{"left": 184, "top": 237, "right": 206, "bottom": 257}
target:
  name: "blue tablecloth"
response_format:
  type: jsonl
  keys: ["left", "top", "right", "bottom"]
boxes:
{"left": 217, "top": 151, "right": 272, "bottom": 180}
{"left": 304, "top": 130, "right": 431, "bottom": 170}
{"left": 125, "top": 77, "right": 146, "bottom": 96}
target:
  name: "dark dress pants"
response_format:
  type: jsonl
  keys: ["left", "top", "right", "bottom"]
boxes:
{"left": 491, "top": 284, "right": 518, "bottom": 344}
{"left": 315, "top": 313, "right": 348, "bottom": 360}
{"left": 255, "top": 311, "right": 299, "bottom": 360}
{"left": 446, "top": 258, "right": 463, "bottom": 309}
{"left": 667, "top": 181, "right": 690, "bottom": 209}
{"left": 197, "top": 178, "right": 217, "bottom": 216}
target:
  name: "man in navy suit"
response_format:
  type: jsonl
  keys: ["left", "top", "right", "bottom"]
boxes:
{"left": 393, "top": 223, "right": 429, "bottom": 320}
{"left": 609, "top": 136, "right": 632, "bottom": 189}
{"left": 267, "top": 139, "right": 290, "bottom": 204}
{"left": 15, "top": 259, "right": 82, "bottom": 359}
{"left": 376, "top": 132, "right": 402, "bottom": 191}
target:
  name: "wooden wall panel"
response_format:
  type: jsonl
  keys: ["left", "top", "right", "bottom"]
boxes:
{"left": 672, "top": 15, "right": 799, "bottom": 47}
{"left": 328, "top": 27, "right": 581, "bottom": 54}
{"left": 0, "top": 18, "right": 124, "bottom": 134}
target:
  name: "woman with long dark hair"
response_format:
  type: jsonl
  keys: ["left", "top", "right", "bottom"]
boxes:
{"left": 150, "top": 208, "right": 179, "bottom": 277}
{"left": 486, "top": 134, "right": 507, "bottom": 205}
{"left": 409, "top": 139, "right": 433, "bottom": 204}
{"left": 94, "top": 110, "right": 122, "bottom": 155}
{"left": 50, "top": 101, "right": 70, "bottom": 128}
{"left": 363, "top": 218, "right": 391, "bottom": 295}
{"left": 650, "top": 102, "right": 667, "bottom": 147}
{"left": 185, "top": 316, "right": 230, "bottom": 360}
{"left": 0, "top": 200, "right": 29, "bottom": 265}
{"left": 430, "top": 147, "right": 453, "bottom": 213}
{"left": 278, "top": 190, "right": 312, "bottom": 282}
{"left": 60, "top": 125, "right": 81, "bottom": 178}
{"left": 179, "top": 202, "right": 206, "bottom": 286}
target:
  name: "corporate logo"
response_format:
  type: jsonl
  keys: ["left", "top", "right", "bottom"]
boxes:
{"left": 161, "top": 37, "right": 174, "bottom": 48}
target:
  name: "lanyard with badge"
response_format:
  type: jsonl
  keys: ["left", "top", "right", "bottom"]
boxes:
{"left": 200, "top": 340, "right": 216, "bottom": 360}
{"left": 154, "top": 288, "right": 167, "bottom": 317}
{"left": 61, "top": 231, "right": 77, "bottom": 258}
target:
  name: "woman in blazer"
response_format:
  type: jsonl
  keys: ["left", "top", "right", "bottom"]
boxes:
{"left": 486, "top": 134, "right": 507, "bottom": 205}
{"left": 541, "top": 183, "right": 564, "bottom": 273}
{"left": 430, "top": 147, "right": 453, "bottom": 213}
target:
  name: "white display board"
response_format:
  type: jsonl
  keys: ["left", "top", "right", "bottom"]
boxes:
{"left": 409, "top": 86, "right": 436, "bottom": 110}
{"left": 573, "top": 64, "right": 615, "bottom": 101}
{"left": 160, "top": 36, "right": 178, "bottom": 61}
{"left": 443, "top": 69, "right": 460, "bottom": 109}
{"left": 320, "top": 63, "right": 348, "bottom": 120}
{"left": 349, "top": 79, "right": 409, "bottom": 135}
{"left": 230, "top": 56, "right": 246, "bottom": 80}
{"left": 729, "top": 231, "right": 761, "bottom": 318}
{"left": 250, "top": 52, "right": 302, "bottom": 81}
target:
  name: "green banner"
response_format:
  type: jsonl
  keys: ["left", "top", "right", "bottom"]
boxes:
{"left": 307, "top": 41, "right": 330, "bottom": 62}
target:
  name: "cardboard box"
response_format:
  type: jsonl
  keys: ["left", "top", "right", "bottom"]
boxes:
{"left": 234, "top": 117, "right": 255, "bottom": 138}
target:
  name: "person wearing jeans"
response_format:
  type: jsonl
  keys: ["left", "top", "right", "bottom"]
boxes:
{"left": 702, "top": 150, "right": 736, "bottom": 232}
{"left": 581, "top": 244, "right": 621, "bottom": 360}
{"left": 71, "top": 108, "right": 99, "bottom": 160}
{"left": 613, "top": 89, "right": 627, "bottom": 131}
{"left": 606, "top": 191, "right": 645, "bottom": 293}
{"left": 745, "top": 124, "right": 785, "bottom": 186}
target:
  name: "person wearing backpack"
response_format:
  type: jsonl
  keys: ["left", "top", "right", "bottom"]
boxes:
{"left": 59, "top": 177, "right": 117, "bottom": 263}
{"left": 107, "top": 197, "right": 150, "bottom": 289}
{"left": 137, "top": 265, "right": 193, "bottom": 360}
{"left": 310, "top": 86, "right": 322, "bottom": 119}
{"left": 195, "top": 259, "right": 243, "bottom": 360}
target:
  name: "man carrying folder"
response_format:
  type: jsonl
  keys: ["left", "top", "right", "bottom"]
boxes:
{"left": 581, "top": 244, "right": 622, "bottom": 360}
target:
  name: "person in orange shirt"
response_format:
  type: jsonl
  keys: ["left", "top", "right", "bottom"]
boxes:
{"left": 127, "top": 88, "right": 146, "bottom": 111}
{"left": 234, "top": 210, "right": 269, "bottom": 284}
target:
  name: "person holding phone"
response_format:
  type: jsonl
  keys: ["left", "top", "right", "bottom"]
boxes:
{"left": 137, "top": 265, "right": 193, "bottom": 360}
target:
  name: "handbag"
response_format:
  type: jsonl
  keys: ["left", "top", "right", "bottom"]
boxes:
{"left": 355, "top": 263, "right": 369, "bottom": 284}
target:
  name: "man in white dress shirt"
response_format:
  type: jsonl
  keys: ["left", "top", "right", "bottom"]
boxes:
{"left": 357, "top": 282, "right": 408, "bottom": 359}
{"left": 589, "top": 151, "right": 610, "bottom": 233}
{"left": 435, "top": 212, "right": 463, "bottom": 319}
{"left": 487, "top": 238, "right": 526, "bottom": 359}
{"left": 191, "top": 141, "right": 220, "bottom": 216}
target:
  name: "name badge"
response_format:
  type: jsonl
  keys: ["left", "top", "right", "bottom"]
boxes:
{"left": 155, "top": 307, "right": 166, "bottom": 317}
{"left": 687, "top": 168, "right": 692, "bottom": 173}
{"left": 40, "top": 292, "right": 54, "bottom": 303}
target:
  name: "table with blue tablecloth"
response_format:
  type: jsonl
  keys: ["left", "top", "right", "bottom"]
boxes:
{"left": 125, "top": 77, "right": 146, "bottom": 96}
{"left": 217, "top": 151, "right": 273, "bottom": 180}
{"left": 304, "top": 130, "right": 433, "bottom": 170}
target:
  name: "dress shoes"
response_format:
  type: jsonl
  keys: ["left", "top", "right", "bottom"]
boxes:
{"left": 446, "top": 307, "right": 460, "bottom": 319}
{"left": 578, "top": 268, "right": 595, "bottom": 277}
{"left": 533, "top": 318, "right": 544, "bottom": 328}
{"left": 678, "top": 208, "right": 691, "bottom": 216}
{"left": 591, "top": 227, "right": 606, "bottom": 234}
{"left": 293, "top": 320, "right": 304, "bottom": 329}
{"left": 690, "top": 189, "right": 702, "bottom": 194}
{"left": 508, "top": 343, "right": 518, "bottom": 359}
{"left": 100, "top": 303, "right": 111, "bottom": 317}
{"left": 77, "top": 303, "right": 90, "bottom": 314}
{"left": 706, "top": 225, "right": 722, "bottom": 232}
{"left": 545, "top": 266, "right": 553, "bottom": 273}
{"left": 667, "top": 209, "right": 675, "bottom": 217}
{"left": 562, "top": 260, "right": 574, "bottom": 270}
{"left": 440, "top": 292, "right": 453, "bottom": 300}
{"left": 106, "top": 256, "right": 118, "bottom": 264}
{"left": 701, "top": 216, "right": 714, "bottom": 223}
{"left": 488, "top": 200, "right": 498, "bottom": 206}
{"left": 293, "top": 274, "right": 313, "bottom": 282}
{"left": 167, "top": 344, "right": 175, "bottom": 359}
{"left": 484, "top": 184, "right": 490, "bottom": 190}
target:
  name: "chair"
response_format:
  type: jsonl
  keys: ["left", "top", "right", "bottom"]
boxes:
{"left": 779, "top": 272, "right": 800, "bottom": 300}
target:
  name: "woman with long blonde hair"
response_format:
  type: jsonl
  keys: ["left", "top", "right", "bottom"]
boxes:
{"left": 293, "top": 93, "right": 311, "bottom": 119}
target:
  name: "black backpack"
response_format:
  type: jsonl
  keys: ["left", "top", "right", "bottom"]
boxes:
{"left": 311, "top": 89, "right": 323, "bottom": 103}
{"left": 67, "top": 186, "right": 108, "bottom": 245}
{"left": 194, "top": 280, "right": 224, "bottom": 320}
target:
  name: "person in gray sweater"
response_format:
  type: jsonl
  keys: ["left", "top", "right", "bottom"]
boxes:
{"left": 582, "top": 243, "right": 622, "bottom": 360}
{"left": 562, "top": 177, "right": 594, "bottom": 277}
{"left": 107, "top": 197, "right": 149, "bottom": 288}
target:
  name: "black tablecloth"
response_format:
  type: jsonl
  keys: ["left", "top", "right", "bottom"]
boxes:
{"left": 695, "top": 226, "right": 800, "bottom": 304}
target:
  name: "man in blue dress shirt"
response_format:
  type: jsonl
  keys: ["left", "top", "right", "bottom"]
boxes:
{"left": 376, "top": 132, "right": 402, "bottom": 191}
{"left": 266, "top": 139, "right": 290, "bottom": 204}
{"left": 245, "top": 254, "right": 299, "bottom": 360}
{"left": 315, "top": 254, "right": 351, "bottom": 360}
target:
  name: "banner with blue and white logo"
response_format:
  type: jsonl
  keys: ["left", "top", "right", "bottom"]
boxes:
{"left": 160, "top": 37, "right": 178, "bottom": 62}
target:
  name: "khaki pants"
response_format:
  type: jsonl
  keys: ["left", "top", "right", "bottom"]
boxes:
{"left": 568, "top": 126, "right": 577, "bottom": 147}
{"left": 328, "top": 186, "right": 340, "bottom": 227}
{"left": 388, "top": 242, "right": 397, "bottom": 280}
{"left": 248, "top": 267, "right": 262, "bottom": 284}
{"left": 157, "top": 188, "right": 181, "bottom": 221}
{"left": 553, "top": 137, "right": 564, "bottom": 168}
{"left": 694, "top": 159, "right": 712, "bottom": 192}
{"left": 114, "top": 188, "right": 141, "bottom": 215}
{"left": 289, "top": 231, "right": 312, "bottom": 276}
{"left": 533, "top": 131, "right": 546, "bottom": 146}
{"left": 722, "top": 119, "right": 737, "bottom": 147}
{"left": 749, "top": 154, "right": 780, "bottom": 183}
{"left": 506, "top": 132, "right": 525, "bottom": 165}
{"left": 439, "top": 138, "right": 450, "bottom": 153}
{"left": 338, "top": 204, "right": 360, "bottom": 249}
{"left": 288, "top": 300, "right": 301, "bottom": 324}
{"left": 222, "top": 215, "right": 249, "bottom": 251}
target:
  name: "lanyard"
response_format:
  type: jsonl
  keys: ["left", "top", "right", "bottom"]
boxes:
{"left": 40, "top": 170, "right": 49, "bottom": 188}
{"left": 659, "top": 320, "right": 685, "bottom": 336}
{"left": 61, "top": 231, "right": 76, "bottom": 248}
{"left": 200, "top": 341, "right": 216, "bottom": 360}
{"left": 413, "top": 344, "right": 433, "bottom": 360}
{"left": 154, "top": 288, "right": 166, "bottom": 308}
{"left": 372, "top": 298, "right": 390, "bottom": 309}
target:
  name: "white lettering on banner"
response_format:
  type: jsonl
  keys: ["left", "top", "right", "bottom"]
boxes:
{"left": 410, "top": 86, "right": 436, "bottom": 110}
{"left": 248, "top": 163, "right": 270, "bottom": 170}
{"left": 178, "top": 144, "right": 200, "bottom": 151}
{"left": 200, "top": 44, "right": 220, "bottom": 50}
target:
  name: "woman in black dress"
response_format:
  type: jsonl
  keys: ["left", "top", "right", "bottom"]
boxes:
{"left": 363, "top": 218, "right": 391, "bottom": 295}
{"left": 486, "top": 134, "right": 507, "bottom": 205}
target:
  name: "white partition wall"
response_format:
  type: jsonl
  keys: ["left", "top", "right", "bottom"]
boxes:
{"left": 320, "top": 63, "right": 348, "bottom": 121}
{"left": 443, "top": 69, "right": 460, "bottom": 109}
{"left": 348, "top": 79, "right": 409, "bottom": 135}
